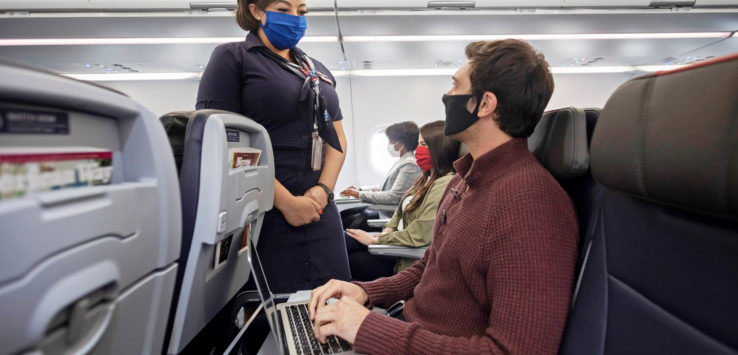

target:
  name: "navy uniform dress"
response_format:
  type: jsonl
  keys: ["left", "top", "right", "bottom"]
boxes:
{"left": 196, "top": 33, "right": 350, "bottom": 293}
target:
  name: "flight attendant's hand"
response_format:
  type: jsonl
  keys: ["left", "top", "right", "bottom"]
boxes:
{"left": 346, "top": 229, "right": 379, "bottom": 246}
{"left": 304, "top": 186, "right": 329, "bottom": 209}
{"left": 381, "top": 227, "right": 394, "bottom": 234}
{"left": 312, "top": 296, "right": 370, "bottom": 344}
{"left": 281, "top": 196, "right": 321, "bottom": 227}
{"left": 340, "top": 187, "right": 360, "bottom": 199}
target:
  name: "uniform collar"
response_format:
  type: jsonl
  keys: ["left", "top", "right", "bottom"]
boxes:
{"left": 453, "top": 138, "right": 531, "bottom": 186}
{"left": 244, "top": 32, "right": 266, "bottom": 51}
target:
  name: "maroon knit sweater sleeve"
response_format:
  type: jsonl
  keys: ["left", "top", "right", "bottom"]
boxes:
{"left": 353, "top": 247, "right": 429, "bottom": 308}
{"left": 352, "top": 162, "right": 578, "bottom": 354}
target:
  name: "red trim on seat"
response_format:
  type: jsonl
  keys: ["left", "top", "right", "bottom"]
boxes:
{"left": 653, "top": 52, "right": 738, "bottom": 76}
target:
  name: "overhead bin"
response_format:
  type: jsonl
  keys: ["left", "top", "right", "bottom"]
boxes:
{"left": 336, "top": 0, "right": 731, "bottom": 9}
{"left": 694, "top": 0, "right": 738, "bottom": 7}
{"left": 90, "top": 0, "right": 189, "bottom": 10}
{"left": 305, "top": 0, "right": 336, "bottom": 10}
{"left": 561, "top": 0, "right": 652, "bottom": 7}
{"left": 0, "top": 0, "right": 90, "bottom": 11}
{"left": 188, "top": 0, "right": 236, "bottom": 10}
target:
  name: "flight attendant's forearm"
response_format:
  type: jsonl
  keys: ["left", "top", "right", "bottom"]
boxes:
{"left": 317, "top": 121, "right": 347, "bottom": 190}
{"left": 273, "top": 179, "right": 294, "bottom": 212}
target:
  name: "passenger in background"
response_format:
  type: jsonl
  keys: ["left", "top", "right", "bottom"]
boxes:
{"left": 308, "top": 39, "right": 578, "bottom": 354}
{"left": 340, "top": 121, "right": 422, "bottom": 229}
{"left": 196, "top": 0, "right": 350, "bottom": 293}
{"left": 344, "top": 120, "right": 459, "bottom": 281}
{"left": 340, "top": 121, "right": 421, "bottom": 206}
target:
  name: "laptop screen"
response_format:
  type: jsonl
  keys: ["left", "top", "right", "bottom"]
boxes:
{"left": 247, "top": 235, "right": 286, "bottom": 353}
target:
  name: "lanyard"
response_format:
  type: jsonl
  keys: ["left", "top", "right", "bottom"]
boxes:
{"left": 261, "top": 48, "right": 327, "bottom": 138}
{"left": 259, "top": 47, "right": 343, "bottom": 171}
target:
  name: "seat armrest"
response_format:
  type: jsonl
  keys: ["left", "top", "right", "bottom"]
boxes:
{"left": 368, "top": 204, "right": 398, "bottom": 213}
{"left": 367, "top": 219, "right": 391, "bottom": 228}
{"left": 334, "top": 197, "right": 360, "bottom": 204}
{"left": 368, "top": 245, "right": 428, "bottom": 259}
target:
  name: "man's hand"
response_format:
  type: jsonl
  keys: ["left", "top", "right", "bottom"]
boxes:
{"left": 340, "top": 187, "right": 360, "bottom": 199}
{"left": 308, "top": 279, "right": 368, "bottom": 321}
{"left": 304, "top": 185, "right": 329, "bottom": 209}
{"left": 279, "top": 195, "right": 321, "bottom": 227}
{"left": 313, "top": 296, "right": 370, "bottom": 344}
{"left": 346, "top": 229, "right": 379, "bottom": 246}
{"left": 381, "top": 227, "right": 395, "bottom": 234}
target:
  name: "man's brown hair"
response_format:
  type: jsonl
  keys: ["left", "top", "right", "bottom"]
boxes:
{"left": 235, "top": 0, "right": 280, "bottom": 32}
{"left": 465, "top": 40, "right": 554, "bottom": 138}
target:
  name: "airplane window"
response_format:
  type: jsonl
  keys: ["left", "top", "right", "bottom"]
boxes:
{"left": 369, "top": 126, "right": 398, "bottom": 175}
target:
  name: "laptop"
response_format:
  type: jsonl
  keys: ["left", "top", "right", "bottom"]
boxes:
{"left": 246, "top": 234, "right": 357, "bottom": 355}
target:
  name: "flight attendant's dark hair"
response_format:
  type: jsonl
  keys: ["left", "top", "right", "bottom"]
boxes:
{"left": 402, "top": 121, "right": 460, "bottom": 214}
{"left": 236, "top": 0, "right": 280, "bottom": 32}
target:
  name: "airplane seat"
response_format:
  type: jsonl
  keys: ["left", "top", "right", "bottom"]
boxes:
{"left": 159, "top": 110, "right": 275, "bottom": 354}
{"left": 160, "top": 111, "right": 191, "bottom": 175}
{"left": 528, "top": 107, "right": 602, "bottom": 257}
{"left": 0, "top": 62, "right": 181, "bottom": 354}
{"left": 558, "top": 53, "right": 738, "bottom": 355}
{"left": 583, "top": 108, "right": 600, "bottom": 147}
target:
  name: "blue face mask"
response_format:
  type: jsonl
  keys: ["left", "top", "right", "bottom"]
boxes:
{"left": 261, "top": 10, "right": 307, "bottom": 50}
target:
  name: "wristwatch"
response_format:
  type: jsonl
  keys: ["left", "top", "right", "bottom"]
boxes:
{"left": 316, "top": 182, "right": 334, "bottom": 204}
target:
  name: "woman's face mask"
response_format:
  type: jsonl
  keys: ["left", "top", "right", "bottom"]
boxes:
{"left": 262, "top": 10, "right": 307, "bottom": 50}
{"left": 387, "top": 142, "right": 402, "bottom": 158}
{"left": 415, "top": 145, "right": 433, "bottom": 173}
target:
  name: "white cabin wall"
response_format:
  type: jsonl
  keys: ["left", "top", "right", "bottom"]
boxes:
{"left": 103, "top": 80, "right": 199, "bottom": 117}
{"left": 100, "top": 72, "right": 634, "bottom": 191}
{"left": 343, "top": 73, "right": 635, "bottom": 188}
{"left": 102, "top": 77, "right": 359, "bottom": 193}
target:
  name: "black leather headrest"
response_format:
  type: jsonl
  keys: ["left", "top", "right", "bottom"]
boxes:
{"left": 590, "top": 53, "right": 738, "bottom": 219}
{"left": 528, "top": 107, "right": 590, "bottom": 180}
{"left": 160, "top": 111, "right": 195, "bottom": 175}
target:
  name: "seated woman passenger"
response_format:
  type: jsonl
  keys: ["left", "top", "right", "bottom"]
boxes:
{"left": 340, "top": 121, "right": 422, "bottom": 205}
{"left": 344, "top": 120, "right": 460, "bottom": 281}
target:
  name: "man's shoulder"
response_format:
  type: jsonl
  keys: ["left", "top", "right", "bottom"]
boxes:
{"left": 492, "top": 158, "right": 569, "bottom": 202}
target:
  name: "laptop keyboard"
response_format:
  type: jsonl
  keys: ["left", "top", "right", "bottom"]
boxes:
{"left": 285, "top": 304, "right": 352, "bottom": 355}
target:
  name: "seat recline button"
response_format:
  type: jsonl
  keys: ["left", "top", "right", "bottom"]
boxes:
{"left": 217, "top": 211, "right": 228, "bottom": 233}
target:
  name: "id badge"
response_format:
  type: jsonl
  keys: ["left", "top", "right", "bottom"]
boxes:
{"left": 311, "top": 129, "right": 323, "bottom": 171}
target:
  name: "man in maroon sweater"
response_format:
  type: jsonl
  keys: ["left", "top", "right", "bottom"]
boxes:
{"left": 308, "top": 40, "right": 578, "bottom": 354}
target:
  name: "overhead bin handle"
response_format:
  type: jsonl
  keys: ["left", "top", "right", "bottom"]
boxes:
{"left": 428, "top": 1, "right": 476, "bottom": 8}
{"left": 190, "top": 2, "right": 237, "bottom": 10}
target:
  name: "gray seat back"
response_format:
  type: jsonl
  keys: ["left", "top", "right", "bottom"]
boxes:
{"left": 162, "top": 110, "right": 275, "bottom": 354}
{"left": 0, "top": 62, "right": 181, "bottom": 355}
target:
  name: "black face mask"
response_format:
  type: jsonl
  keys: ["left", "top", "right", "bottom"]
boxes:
{"left": 442, "top": 93, "right": 482, "bottom": 136}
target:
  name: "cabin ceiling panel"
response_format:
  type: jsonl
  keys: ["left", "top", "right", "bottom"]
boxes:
{"left": 342, "top": 38, "right": 726, "bottom": 69}
{"left": 0, "top": 42, "right": 346, "bottom": 72}
{"left": 666, "top": 36, "right": 738, "bottom": 63}
{"left": 335, "top": 12, "right": 738, "bottom": 35}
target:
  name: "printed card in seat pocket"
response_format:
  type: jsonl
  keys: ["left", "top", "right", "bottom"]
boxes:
{"left": 229, "top": 147, "right": 261, "bottom": 169}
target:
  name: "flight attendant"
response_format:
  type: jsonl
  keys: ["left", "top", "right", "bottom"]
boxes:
{"left": 196, "top": 0, "right": 350, "bottom": 293}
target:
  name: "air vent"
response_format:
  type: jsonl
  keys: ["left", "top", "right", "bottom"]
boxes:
{"left": 362, "top": 60, "right": 373, "bottom": 69}
{"left": 559, "top": 57, "right": 605, "bottom": 67}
